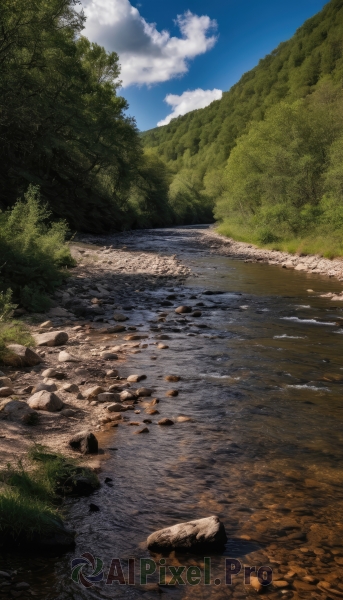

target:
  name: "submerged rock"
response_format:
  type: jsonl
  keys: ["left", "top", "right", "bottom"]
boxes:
{"left": 147, "top": 516, "right": 227, "bottom": 552}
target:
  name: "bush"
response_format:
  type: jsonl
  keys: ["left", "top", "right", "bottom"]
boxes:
{"left": 0, "top": 185, "right": 74, "bottom": 311}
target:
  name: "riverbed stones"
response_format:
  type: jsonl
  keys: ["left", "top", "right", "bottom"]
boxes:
{"left": 158, "top": 418, "right": 174, "bottom": 426}
{"left": 34, "top": 331, "right": 69, "bottom": 347}
{"left": 136, "top": 387, "right": 153, "bottom": 397}
{"left": 42, "top": 368, "right": 65, "bottom": 379}
{"left": 113, "top": 313, "right": 128, "bottom": 322}
{"left": 0, "top": 387, "right": 13, "bottom": 397}
{"left": 98, "top": 392, "right": 120, "bottom": 403}
{"left": 28, "top": 391, "right": 63, "bottom": 412}
{"left": 175, "top": 306, "right": 192, "bottom": 314}
{"left": 58, "top": 350, "right": 80, "bottom": 363}
{"left": 166, "top": 390, "right": 179, "bottom": 397}
{"left": 127, "top": 374, "right": 147, "bottom": 383}
{"left": 157, "top": 343, "right": 169, "bottom": 349}
{"left": 134, "top": 427, "right": 149, "bottom": 434}
{"left": 165, "top": 375, "right": 180, "bottom": 382}
{"left": 2, "top": 344, "right": 42, "bottom": 367}
{"left": 107, "top": 325, "right": 126, "bottom": 333}
{"left": 69, "top": 431, "right": 98, "bottom": 454}
{"left": 147, "top": 516, "right": 227, "bottom": 552}
{"left": 62, "top": 383, "right": 79, "bottom": 394}
{"left": 0, "top": 377, "right": 12, "bottom": 388}
{"left": 32, "top": 382, "right": 58, "bottom": 393}
{"left": 106, "top": 369, "right": 119, "bottom": 378}
{"left": 100, "top": 351, "right": 118, "bottom": 360}
{"left": 85, "top": 386, "right": 105, "bottom": 399}
{"left": 107, "top": 403, "right": 128, "bottom": 412}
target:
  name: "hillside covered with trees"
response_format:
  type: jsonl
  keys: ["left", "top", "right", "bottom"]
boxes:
{"left": 143, "top": 0, "right": 343, "bottom": 255}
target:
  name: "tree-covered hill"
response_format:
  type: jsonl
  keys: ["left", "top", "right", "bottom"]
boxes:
{"left": 142, "top": 0, "right": 343, "bottom": 255}
{"left": 143, "top": 0, "right": 343, "bottom": 170}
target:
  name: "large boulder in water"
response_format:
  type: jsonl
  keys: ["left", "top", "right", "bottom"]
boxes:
{"left": 147, "top": 516, "right": 227, "bottom": 553}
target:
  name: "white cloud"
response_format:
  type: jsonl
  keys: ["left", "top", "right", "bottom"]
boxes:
{"left": 81, "top": 0, "right": 218, "bottom": 87}
{"left": 157, "top": 88, "right": 223, "bottom": 126}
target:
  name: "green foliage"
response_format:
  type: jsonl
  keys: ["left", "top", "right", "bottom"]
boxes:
{"left": 0, "top": 445, "right": 99, "bottom": 544}
{"left": 0, "top": 0, "right": 159, "bottom": 232}
{"left": 142, "top": 0, "right": 343, "bottom": 254}
{"left": 215, "top": 83, "right": 343, "bottom": 251}
{"left": 0, "top": 185, "right": 74, "bottom": 311}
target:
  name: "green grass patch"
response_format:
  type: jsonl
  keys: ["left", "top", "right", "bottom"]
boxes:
{"left": 0, "top": 320, "right": 35, "bottom": 363}
{"left": 0, "top": 445, "right": 99, "bottom": 545}
{"left": 217, "top": 220, "right": 343, "bottom": 259}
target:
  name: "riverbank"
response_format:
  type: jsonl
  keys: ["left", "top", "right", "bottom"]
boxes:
{"left": 198, "top": 227, "right": 343, "bottom": 285}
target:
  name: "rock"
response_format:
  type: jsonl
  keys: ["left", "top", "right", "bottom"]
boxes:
{"left": 64, "top": 474, "right": 99, "bottom": 496}
{"left": 39, "top": 321, "right": 53, "bottom": 329}
{"left": 147, "top": 516, "right": 227, "bottom": 552}
{"left": 1, "top": 400, "right": 37, "bottom": 423}
{"left": 61, "top": 408, "right": 75, "bottom": 417}
{"left": 89, "top": 503, "right": 100, "bottom": 512}
{"left": 166, "top": 390, "right": 178, "bottom": 397}
{"left": 146, "top": 409, "right": 159, "bottom": 415}
{"left": 157, "top": 343, "right": 169, "bottom": 349}
{"left": 107, "top": 403, "right": 128, "bottom": 412}
{"left": 42, "top": 368, "right": 57, "bottom": 378}
{"left": 192, "top": 311, "right": 202, "bottom": 317}
{"left": 175, "top": 306, "right": 192, "bottom": 314}
{"left": 106, "top": 369, "right": 119, "bottom": 377}
{"left": 23, "top": 385, "right": 34, "bottom": 394}
{"left": 85, "top": 386, "right": 105, "bottom": 399}
{"left": 69, "top": 431, "right": 98, "bottom": 454}
{"left": 124, "top": 334, "right": 149, "bottom": 341}
{"left": 120, "top": 390, "right": 137, "bottom": 401}
{"left": 158, "top": 418, "right": 174, "bottom": 426}
{"left": 176, "top": 415, "right": 193, "bottom": 422}
{"left": 0, "top": 387, "right": 13, "bottom": 397}
{"left": 2, "top": 344, "right": 42, "bottom": 367}
{"left": 62, "top": 383, "right": 79, "bottom": 393}
{"left": 137, "top": 387, "right": 153, "bottom": 397}
{"left": 0, "top": 377, "right": 12, "bottom": 388}
{"left": 107, "top": 325, "right": 126, "bottom": 333}
{"left": 127, "top": 374, "right": 147, "bottom": 383}
{"left": 32, "top": 382, "right": 57, "bottom": 393}
{"left": 34, "top": 331, "right": 69, "bottom": 347}
{"left": 28, "top": 391, "right": 63, "bottom": 412}
{"left": 113, "top": 313, "right": 128, "bottom": 322}
{"left": 98, "top": 392, "right": 120, "bottom": 403}
{"left": 134, "top": 427, "right": 149, "bottom": 434}
{"left": 165, "top": 375, "right": 180, "bottom": 382}
{"left": 100, "top": 352, "right": 118, "bottom": 360}
{"left": 58, "top": 351, "right": 80, "bottom": 363}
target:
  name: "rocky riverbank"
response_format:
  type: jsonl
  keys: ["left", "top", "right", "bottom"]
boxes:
{"left": 200, "top": 228, "right": 343, "bottom": 286}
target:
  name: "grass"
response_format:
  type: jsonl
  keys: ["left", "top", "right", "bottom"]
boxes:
{"left": 217, "top": 220, "right": 343, "bottom": 259}
{"left": 0, "top": 445, "right": 99, "bottom": 546}
{"left": 0, "top": 320, "right": 35, "bottom": 363}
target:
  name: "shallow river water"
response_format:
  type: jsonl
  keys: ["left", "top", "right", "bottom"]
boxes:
{"left": 16, "top": 228, "right": 343, "bottom": 599}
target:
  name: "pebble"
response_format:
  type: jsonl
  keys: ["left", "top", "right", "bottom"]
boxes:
{"left": 62, "top": 383, "right": 79, "bottom": 393}
{"left": 0, "top": 387, "right": 14, "bottom": 397}
{"left": 157, "top": 343, "right": 169, "bottom": 349}
{"left": 58, "top": 350, "right": 80, "bottom": 363}
{"left": 158, "top": 418, "right": 174, "bottom": 426}
{"left": 127, "top": 374, "right": 147, "bottom": 383}
{"left": 106, "top": 369, "right": 119, "bottom": 377}
{"left": 165, "top": 375, "right": 180, "bottom": 382}
{"left": 136, "top": 387, "right": 153, "bottom": 397}
{"left": 100, "top": 352, "right": 118, "bottom": 360}
{"left": 175, "top": 306, "right": 192, "bottom": 314}
{"left": 166, "top": 390, "right": 178, "bottom": 397}
{"left": 134, "top": 427, "right": 149, "bottom": 434}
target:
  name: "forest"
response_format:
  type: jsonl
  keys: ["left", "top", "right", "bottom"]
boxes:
{"left": 143, "top": 0, "right": 343, "bottom": 256}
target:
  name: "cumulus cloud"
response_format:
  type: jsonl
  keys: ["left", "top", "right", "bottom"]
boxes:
{"left": 81, "top": 0, "right": 218, "bottom": 86}
{"left": 157, "top": 88, "right": 223, "bottom": 126}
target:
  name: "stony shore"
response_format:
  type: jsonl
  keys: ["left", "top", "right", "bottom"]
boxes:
{"left": 199, "top": 228, "right": 343, "bottom": 285}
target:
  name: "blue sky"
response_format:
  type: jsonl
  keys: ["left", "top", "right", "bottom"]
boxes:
{"left": 81, "top": 0, "right": 327, "bottom": 131}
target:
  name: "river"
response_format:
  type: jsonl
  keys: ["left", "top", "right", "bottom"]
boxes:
{"left": 13, "top": 227, "right": 343, "bottom": 599}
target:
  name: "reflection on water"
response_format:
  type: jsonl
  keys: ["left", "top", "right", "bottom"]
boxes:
{"left": 14, "top": 230, "right": 343, "bottom": 599}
